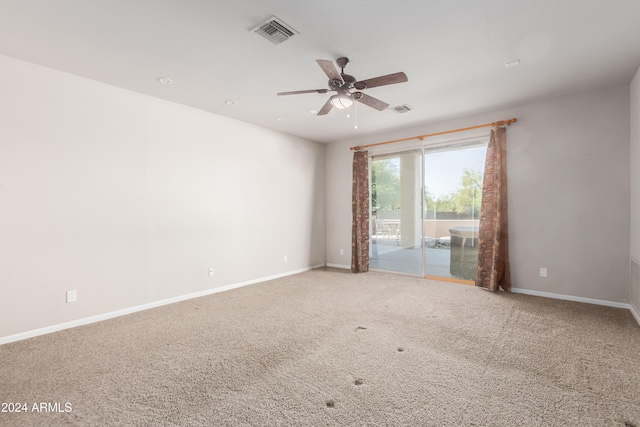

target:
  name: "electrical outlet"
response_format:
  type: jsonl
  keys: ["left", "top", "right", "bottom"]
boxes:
{"left": 208, "top": 268, "right": 214, "bottom": 276}
{"left": 284, "top": 254, "right": 288, "bottom": 262}
{"left": 340, "top": 249, "right": 344, "bottom": 255}
{"left": 540, "top": 267, "right": 548, "bottom": 277}
{"left": 66, "top": 290, "right": 77, "bottom": 303}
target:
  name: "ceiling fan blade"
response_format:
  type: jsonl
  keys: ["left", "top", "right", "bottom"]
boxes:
{"left": 317, "top": 98, "right": 334, "bottom": 115}
{"left": 316, "top": 59, "right": 344, "bottom": 82}
{"left": 354, "top": 92, "right": 389, "bottom": 111}
{"left": 355, "top": 72, "right": 408, "bottom": 90}
{"left": 277, "top": 89, "right": 329, "bottom": 96}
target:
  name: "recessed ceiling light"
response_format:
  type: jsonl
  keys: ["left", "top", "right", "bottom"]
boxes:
{"left": 505, "top": 60, "right": 521, "bottom": 68}
{"left": 157, "top": 77, "right": 173, "bottom": 84}
{"left": 225, "top": 100, "right": 238, "bottom": 105}
{"left": 277, "top": 116, "right": 286, "bottom": 121}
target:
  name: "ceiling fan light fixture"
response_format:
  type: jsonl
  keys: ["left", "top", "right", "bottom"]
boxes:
{"left": 330, "top": 93, "right": 354, "bottom": 110}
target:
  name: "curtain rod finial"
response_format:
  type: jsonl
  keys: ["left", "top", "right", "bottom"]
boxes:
{"left": 492, "top": 118, "right": 518, "bottom": 128}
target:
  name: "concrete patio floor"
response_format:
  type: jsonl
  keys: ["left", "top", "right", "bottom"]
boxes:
{"left": 370, "top": 237, "right": 477, "bottom": 280}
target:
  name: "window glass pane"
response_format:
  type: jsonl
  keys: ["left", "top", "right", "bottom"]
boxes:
{"left": 370, "top": 150, "right": 423, "bottom": 275}
{"left": 424, "top": 144, "right": 487, "bottom": 280}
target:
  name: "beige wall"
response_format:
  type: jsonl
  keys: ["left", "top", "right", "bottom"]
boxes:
{"left": 327, "top": 85, "right": 631, "bottom": 303}
{"left": 0, "top": 54, "right": 326, "bottom": 340}
{"left": 631, "top": 65, "right": 640, "bottom": 313}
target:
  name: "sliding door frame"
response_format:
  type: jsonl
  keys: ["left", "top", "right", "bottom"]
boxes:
{"left": 368, "top": 134, "right": 490, "bottom": 285}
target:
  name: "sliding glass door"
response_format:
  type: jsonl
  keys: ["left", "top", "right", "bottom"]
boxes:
{"left": 423, "top": 143, "right": 487, "bottom": 281}
{"left": 370, "top": 141, "right": 488, "bottom": 282}
{"left": 370, "top": 150, "right": 423, "bottom": 275}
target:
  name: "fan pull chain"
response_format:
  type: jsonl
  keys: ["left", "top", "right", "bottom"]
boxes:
{"left": 354, "top": 101, "right": 358, "bottom": 129}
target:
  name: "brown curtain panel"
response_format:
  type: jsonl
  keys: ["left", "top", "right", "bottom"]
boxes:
{"left": 476, "top": 126, "right": 511, "bottom": 292}
{"left": 351, "top": 150, "right": 370, "bottom": 273}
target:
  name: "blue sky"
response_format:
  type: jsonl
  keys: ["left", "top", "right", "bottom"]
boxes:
{"left": 424, "top": 145, "right": 487, "bottom": 198}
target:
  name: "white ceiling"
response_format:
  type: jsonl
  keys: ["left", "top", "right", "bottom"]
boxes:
{"left": 1, "top": 1, "right": 639, "bottom": 143}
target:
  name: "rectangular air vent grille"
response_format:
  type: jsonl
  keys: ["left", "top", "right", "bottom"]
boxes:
{"left": 253, "top": 16, "right": 298, "bottom": 44}
{"left": 391, "top": 104, "right": 414, "bottom": 114}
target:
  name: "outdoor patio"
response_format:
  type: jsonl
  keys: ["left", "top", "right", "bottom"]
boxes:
{"left": 370, "top": 236, "right": 478, "bottom": 280}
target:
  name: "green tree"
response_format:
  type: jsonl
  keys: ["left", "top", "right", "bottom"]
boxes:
{"left": 424, "top": 191, "right": 456, "bottom": 218}
{"left": 452, "top": 169, "right": 483, "bottom": 218}
{"left": 371, "top": 159, "right": 400, "bottom": 212}
{"left": 437, "top": 193, "right": 457, "bottom": 212}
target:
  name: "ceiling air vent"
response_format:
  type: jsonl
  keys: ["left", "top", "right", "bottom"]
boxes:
{"left": 252, "top": 16, "right": 298, "bottom": 44}
{"left": 391, "top": 104, "right": 414, "bottom": 114}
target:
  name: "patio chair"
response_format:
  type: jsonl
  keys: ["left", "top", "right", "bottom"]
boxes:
{"left": 374, "top": 219, "right": 390, "bottom": 239}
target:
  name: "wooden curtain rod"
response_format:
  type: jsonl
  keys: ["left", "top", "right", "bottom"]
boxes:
{"left": 350, "top": 118, "right": 517, "bottom": 151}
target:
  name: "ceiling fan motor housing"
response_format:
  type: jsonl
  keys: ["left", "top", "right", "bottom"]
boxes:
{"left": 328, "top": 79, "right": 342, "bottom": 90}
{"left": 342, "top": 74, "right": 356, "bottom": 86}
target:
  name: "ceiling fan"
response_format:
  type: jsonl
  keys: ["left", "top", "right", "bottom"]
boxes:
{"left": 277, "top": 57, "right": 408, "bottom": 115}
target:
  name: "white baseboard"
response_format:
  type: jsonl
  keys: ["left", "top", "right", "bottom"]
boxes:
{"left": 0, "top": 264, "right": 324, "bottom": 346}
{"left": 511, "top": 287, "right": 631, "bottom": 309}
{"left": 630, "top": 301, "right": 640, "bottom": 327}
{"left": 5, "top": 267, "right": 636, "bottom": 346}
{"left": 325, "top": 263, "right": 351, "bottom": 270}
{"left": 512, "top": 287, "right": 640, "bottom": 327}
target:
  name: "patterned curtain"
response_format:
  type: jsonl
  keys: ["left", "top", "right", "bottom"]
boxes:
{"left": 476, "top": 126, "right": 511, "bottom": 291}
{"left": 351, "top": 150, "right": 370, "bottom": 273}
